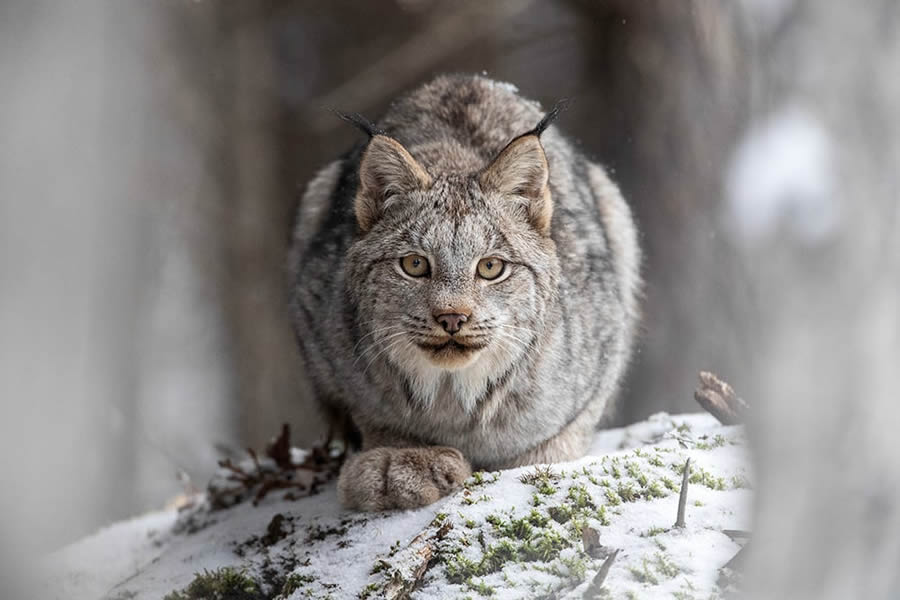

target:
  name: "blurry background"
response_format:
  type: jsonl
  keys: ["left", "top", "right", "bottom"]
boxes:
{"left": 2, "top": 0, "right": 898, "bottom": 597}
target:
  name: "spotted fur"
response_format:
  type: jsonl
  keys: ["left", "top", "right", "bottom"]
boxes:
{"left": 289, "top": 74, "right": 641, "bottom": 510}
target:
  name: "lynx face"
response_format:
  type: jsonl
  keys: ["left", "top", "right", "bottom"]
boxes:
{"left": 345, "top": 135, "right": 559, "bottom": 378}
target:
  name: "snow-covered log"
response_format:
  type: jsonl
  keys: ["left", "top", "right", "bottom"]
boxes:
{"left": 43, "top": 414, "right": 751, "bottom": 600}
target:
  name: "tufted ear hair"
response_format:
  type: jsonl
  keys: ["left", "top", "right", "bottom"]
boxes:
{"left": 479, "top": 134, "right": 552, "bottom": 235}
{"left": 355, "top": 135, "right": 432, "bottom": 232}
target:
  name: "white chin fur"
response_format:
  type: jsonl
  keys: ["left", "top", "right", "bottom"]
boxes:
{"left": 389, "top": 340, "right": 510, "bottom": 414}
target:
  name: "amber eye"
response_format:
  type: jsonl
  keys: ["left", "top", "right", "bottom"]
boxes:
{"left": 477, "top": 257, "right": 505, "bottom": 280}
{"left": 400, "top": 254, "right": 430, "bottom": 277}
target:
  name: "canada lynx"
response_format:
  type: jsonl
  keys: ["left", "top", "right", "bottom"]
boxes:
{"left": 289, "top": 74, "right": 641, "bottom": 510}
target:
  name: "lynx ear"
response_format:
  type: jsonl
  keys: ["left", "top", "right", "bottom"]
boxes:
{"left": 480, "top": 135, "right": 552, "bottom": 235}
{"left": 356, "top": 135, "right": 432, "bottom": 232}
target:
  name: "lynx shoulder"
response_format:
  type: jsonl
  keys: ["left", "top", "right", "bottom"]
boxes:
{"left": 289, "top": 74, "right": 641, "bottom": 510}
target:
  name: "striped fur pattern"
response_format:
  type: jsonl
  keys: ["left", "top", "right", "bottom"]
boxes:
{"left": 289, "top": 75, "right": 641, "bottom": 510}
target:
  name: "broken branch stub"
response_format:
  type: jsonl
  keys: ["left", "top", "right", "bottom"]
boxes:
{"left": 694, "top": 371, "right": 749, "bottom": 425}
{"left": 675, "top": 458, "right": 691, "bottom": 528}
{"left": 583, "top": 548, "right": 619, "bottom": 598}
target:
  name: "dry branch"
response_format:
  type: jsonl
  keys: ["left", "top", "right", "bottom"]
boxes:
{"left": 694, "top": 371, "right": 749, "bottom": 425}
{"left": 382, "top": 519, "right": 453, "bottom": 600}
{"left": 583, "top": 549, "right": 619, "bottom": 598}
{"left": 675, "top": 458, "right": 691, "bottom": 528}
{"left": 207, "top": 423, "right": 342, "bottom": 509}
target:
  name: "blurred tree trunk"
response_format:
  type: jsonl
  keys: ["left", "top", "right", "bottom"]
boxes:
{"left": 565, "top": 0, "right": 755, "bottom": 424}
{"left": 217, "top": 3, "right": 318, "bottom": 450}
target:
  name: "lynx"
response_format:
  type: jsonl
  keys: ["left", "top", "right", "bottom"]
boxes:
{"left": 289, "top": 74, "right": 641, "bottom": 510}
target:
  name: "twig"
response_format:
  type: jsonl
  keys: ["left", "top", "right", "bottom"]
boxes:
{"left": 208, "top": 422, "right": 342, "bottom": 509}
{"left": 694, "top": 371, "right": 748, "bottom": 425}
{"left": 675, "top": 458, "right": 691, "bottom": 528}
{"left": 382, "top": 519, "right": 453, "bottom": 600}
{"left": 583, "top": 549, "right": 619, "bottom": 598}
{"left": 266, "top": 423, "right": 293, "bottom": 470}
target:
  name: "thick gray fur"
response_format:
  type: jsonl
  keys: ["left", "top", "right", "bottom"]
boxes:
{"left": 289, "top": 74, "right": 641, "bottom": 511}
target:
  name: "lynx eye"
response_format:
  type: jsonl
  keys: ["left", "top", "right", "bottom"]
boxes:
{"left": 477, "top": 257, "right": 505, "bottom": 280}
{"left": 400, "top": 254, "right": 430, "bottom": 277}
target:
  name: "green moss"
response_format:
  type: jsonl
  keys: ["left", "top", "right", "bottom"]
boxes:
{"left": 625, "top": 461, "right": 642, "bottom": 479}
{"left": 526, "top": 509, "right": 550, "bottom": 528}
{"left": 670, "top": 462, "right": 688, "bottom": 475}
{"left": 643, "top": 480, "right": 666, "bottom": 499}
{"left": 603, "top": 488, "right": 621, "bottom": 506}
{"left": 642, "top": 526, "right": 667, "bottom": 537}
{"left": 689, "top": 467, "right": 727, "bottom": 490}
{"left": 629, "top": 558, "right": 660, "bottom": 585}
{"left": 463, "top": 493, "right": 493, "bottom": 505}
{"left": 596, "top": 505, "right": 610, "bottom": 526}
{"left": 465, "top": 519, "right": 477, "bottom": 529}
{"left": 731, "top": 474, "right": 751, "bottom": 489}
{"left": 660, "top": 476, "right": 678, "bottom": 492}
{"left": 466, "top": 578, "right": 496, "bottom": 596}
{"left": 279, "top": 573, "right": 315, "bottom": 597}
{"left": 653, "top": 552, "right": 680, "bottom": 578}
{"left": 445, "top": 554, "right": 482, "bottom": 584}
{"left": 537, "top": 481, "right": 556, "bottom": 496}
{"left": 502, "top": 517, "right": 534, "bottom": 540}
{"left": 617, "top": 482, "right": 637, "bottom": 503}
{"left": 547, "top": 505, "right": 574, "bottom": 524}
{"left": 163, "top": 567, "right": 263, "bottom": 600}
{"left": 519, "top": 529, "right": 569, "bottom": 562}
{"left": 480, "top": 540, "right": 518, "bottom": 573}
{"left": 519, "top": 465, "right": 559, "bottom": 486}
{"left": 358, "top": 582, "right": 380, "bottom": 599}
{"left": 566, "top": 484, "right": 593, "bottom": 509}
{"left": 648, "top": 455, "right": 665, "bottom": 467}
{"left": 463, "top": 494, "right": 492, "bottom": 506}
{"left": 369, "top": 559, "right": 390, "bottom": 575}
{"left": 559, "top": 553, "right": 588, "bottom": 581}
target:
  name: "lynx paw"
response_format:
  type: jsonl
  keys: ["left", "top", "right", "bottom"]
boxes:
{"left": 337, "top": 446, "right": 471, "bottom": 511}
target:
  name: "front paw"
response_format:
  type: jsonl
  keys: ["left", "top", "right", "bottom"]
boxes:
{"left": 337, "top": 446, "right": 471, "bottom": 511}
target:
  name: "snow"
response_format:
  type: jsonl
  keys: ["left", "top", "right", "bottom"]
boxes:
{"left": 41, "top": 413, "right": 751, "bottom": 599}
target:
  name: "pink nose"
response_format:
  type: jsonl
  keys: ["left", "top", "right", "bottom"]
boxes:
{"left": 434, "top": 312, "right": 468, "bottom": 334}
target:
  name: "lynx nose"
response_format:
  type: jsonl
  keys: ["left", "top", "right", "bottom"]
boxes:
{"left": 435, "top": 312, "right": 468, "bottom": 335}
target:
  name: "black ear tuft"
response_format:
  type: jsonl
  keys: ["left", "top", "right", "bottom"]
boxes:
{"left": 332, "top": 110, "right": 384, "bottom": 138}
{"left": 527, "top": 98, "right": 572, "bottom": 138}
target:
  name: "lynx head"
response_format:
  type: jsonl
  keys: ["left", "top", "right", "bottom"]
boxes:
{"left": 345, "top": 126, "right": 560, "bottom": 382}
